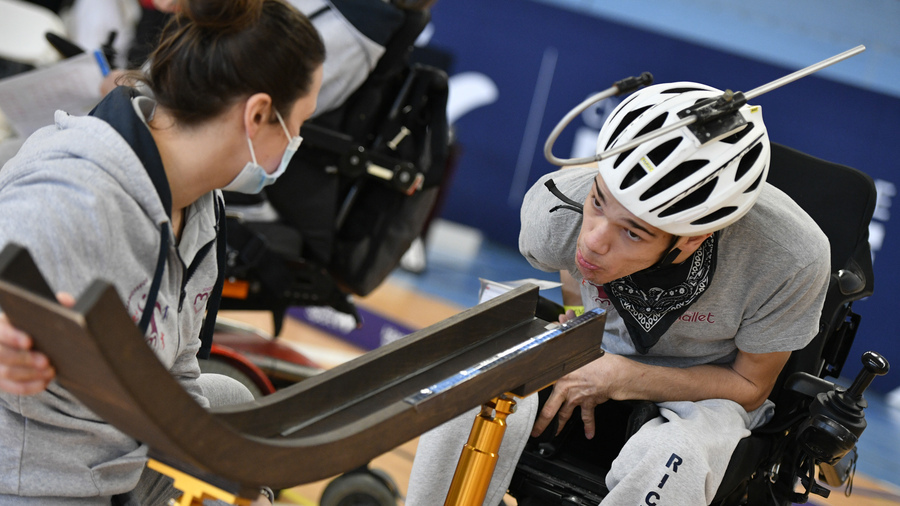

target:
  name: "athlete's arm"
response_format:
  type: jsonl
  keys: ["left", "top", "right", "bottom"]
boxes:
{"left": 532, "top": 348, "right": 790, "bottom": 439}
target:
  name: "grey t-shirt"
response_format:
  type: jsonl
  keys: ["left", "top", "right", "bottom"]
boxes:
{"left": 519, "top": 166, "right": 831, "bottom": 368}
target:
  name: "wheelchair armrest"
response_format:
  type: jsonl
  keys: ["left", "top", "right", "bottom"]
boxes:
{"left": 624, "top": 400, "right": 659, "bottom": 440}
{"left": 300, "top": 123, "right": 423, "bottom": 195}
{"left": 784, "top": 371, "right": 835, "bottom": 398}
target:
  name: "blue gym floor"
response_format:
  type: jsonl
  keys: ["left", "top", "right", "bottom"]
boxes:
{"left": 387, "top": 219, "right": 900, "bottom": 497}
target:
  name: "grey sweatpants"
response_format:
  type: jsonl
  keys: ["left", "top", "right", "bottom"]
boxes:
{"left": 406, "top": 395, "right": 774, "bottom": 506}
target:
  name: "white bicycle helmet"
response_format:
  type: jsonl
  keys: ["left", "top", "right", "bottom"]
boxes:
{"left": 596, "top": 81, "right": 770, "bottom": 236}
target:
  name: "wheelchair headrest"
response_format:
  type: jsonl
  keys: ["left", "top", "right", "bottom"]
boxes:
{"left": 766, "top": 143, "right": 876, "bottom": 302}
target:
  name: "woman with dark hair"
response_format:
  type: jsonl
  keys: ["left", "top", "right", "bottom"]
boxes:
{"left": 0, "top": 0, "right": 324, "bottom": 503}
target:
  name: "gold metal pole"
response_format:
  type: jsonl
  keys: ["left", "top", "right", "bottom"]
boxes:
{"left": 147, "top": 459, "right": 253, "bottom": 506}
{"left": 444, "top": 394, "right": 517, "bottom": 506}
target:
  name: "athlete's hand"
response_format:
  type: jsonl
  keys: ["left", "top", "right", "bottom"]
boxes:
{"left": 531, "top": 353, "right": 627, "bottom": 440}
{"left": 558, "top": 308, "right": 577, "bottom": 324}
{"left": 0, "top": 293, "right": 74, "bottom": 395}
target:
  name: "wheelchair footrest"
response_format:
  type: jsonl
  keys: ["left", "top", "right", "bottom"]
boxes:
{"left": 509, "top": 451, "right": 607, "bottom": 505}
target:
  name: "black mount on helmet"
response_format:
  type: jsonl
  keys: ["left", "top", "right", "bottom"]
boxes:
{"left": 677, "top": 90, "right": 749, "bottom": 145}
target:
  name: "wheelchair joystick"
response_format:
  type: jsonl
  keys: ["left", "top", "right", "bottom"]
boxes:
{"left": 845, "top": 351, "right": 890, "bottom": 401}
{"left": 797, "top": 351, "right": 890, "bottom": 466}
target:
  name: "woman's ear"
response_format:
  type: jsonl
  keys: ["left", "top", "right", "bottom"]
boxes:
{"left": 243, "top": 93, "right": 273, "bottom": 139}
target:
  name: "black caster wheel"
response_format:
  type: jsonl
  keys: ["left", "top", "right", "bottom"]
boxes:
{"left": 320, "top": 467, "right": 400, "bottom": 506}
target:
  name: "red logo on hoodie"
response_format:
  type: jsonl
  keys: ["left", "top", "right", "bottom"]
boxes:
{"left": 193, "top": 286, "right": 214, "bottom": 313}
{"left": 127, "top": 278, "right": 167, "bottom": 350}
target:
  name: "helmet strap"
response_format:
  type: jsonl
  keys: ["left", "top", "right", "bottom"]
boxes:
{"left": 544, "top": 178, "right": 584, "bottom": 214}
{"left": 647, "top": 235, "right": 682, "bottom": 271}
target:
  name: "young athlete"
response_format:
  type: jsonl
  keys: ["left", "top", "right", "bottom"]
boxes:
{"left": 407, "top": 81, "right": 831, "bottom": 505}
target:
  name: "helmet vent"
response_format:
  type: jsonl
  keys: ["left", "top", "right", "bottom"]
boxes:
{"left": 658, "top": 178, "right": 717, "bottom": 217}
{"left": 692, "top": 206, "right": 738, "bottom": 226}
{"left": 613, "top": 148, "right": 635, "bottom": 168}
{"left": 735, "top": 142, "right": 763, "bottom": 181}
{"left": 720, "top": 123, "right": 755, "bottom": 144}
{"left": 744, "top": 171, "right": 764, "bottom": 194}
{"left": 615, "top": 113, "right": 669, "bottom": 167}
{"left": 662, "top": 87, "right": 709, "bottom": 94}
{"left": 641, "top": 160, "right": 709, "bottom": 201}
{"left": 605, "top": 93, "right": 641, "bottom": 130}
{"left": 636, "top": 113, "right": 668, "bottom": 138}
{"left": 605, "top": 105, "right": 652, "bottom": 150}
{"left": 621, "top": 165, "right": 647, "bottom": 190}
{"left": 647, "top": 138, "right": 682, "bottom": 165}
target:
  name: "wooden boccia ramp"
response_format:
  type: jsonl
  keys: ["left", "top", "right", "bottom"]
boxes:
{"left": 0, "top": 243, "right": 606, "bottom": 502}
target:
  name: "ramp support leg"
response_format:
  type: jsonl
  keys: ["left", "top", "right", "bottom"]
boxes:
{"left": 444, "top": 394, "right": 518, "bottom": 506}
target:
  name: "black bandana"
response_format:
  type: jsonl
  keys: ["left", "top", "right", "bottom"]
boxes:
{"left": 603, "top": 233, "right": 719, "bottom": 354}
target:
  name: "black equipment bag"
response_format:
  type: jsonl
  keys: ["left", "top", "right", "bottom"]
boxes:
{"left": 263, "top": 6, "right": 450, "bottom": 296}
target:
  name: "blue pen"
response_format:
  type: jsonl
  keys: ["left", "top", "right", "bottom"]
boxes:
{"left": 93, "top": 49, "right": 110, "bottom": 77}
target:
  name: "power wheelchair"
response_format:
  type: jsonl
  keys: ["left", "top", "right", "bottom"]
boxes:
{"left": 508, "top": 143, "right": 889, "bottom": 505}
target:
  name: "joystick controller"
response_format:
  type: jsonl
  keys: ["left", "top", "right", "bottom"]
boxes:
{"left": 797, "top": 351, "right": 890, "bottom": 465}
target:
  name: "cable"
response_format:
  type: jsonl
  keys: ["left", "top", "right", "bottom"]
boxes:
{"left": 543, "top": 46, "right": 866, "bottom": 168}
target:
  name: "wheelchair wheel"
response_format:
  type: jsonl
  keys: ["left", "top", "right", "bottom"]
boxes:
{"left": 320, "top": 468, "right": 399, "bottom": 506}
{"left": 199, "top": 344, "right": 276, "bottom": 398}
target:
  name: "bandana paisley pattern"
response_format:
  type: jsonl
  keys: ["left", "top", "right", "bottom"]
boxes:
{"left": 605, "top": 233, "right": 718, "bottom": 353}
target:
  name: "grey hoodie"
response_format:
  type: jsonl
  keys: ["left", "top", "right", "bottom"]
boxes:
{"left": 0, "top": 91, "right": 220, "bottom": 502}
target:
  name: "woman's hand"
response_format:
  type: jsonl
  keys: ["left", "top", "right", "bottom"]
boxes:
{"left": 0, "top": 292, "right": 74, "bottom": 395}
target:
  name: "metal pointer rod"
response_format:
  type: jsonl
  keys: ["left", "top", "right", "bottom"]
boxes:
{"left": 596, "top": 45, "right": 868, "bottom": 162}
{"left": 547, "top": 45, "right": 867, "bottom": 166}
{"left": 744, "top": 44, "right": 866, "bottom": 100}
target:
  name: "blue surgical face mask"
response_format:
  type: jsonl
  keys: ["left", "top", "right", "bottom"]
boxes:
{"left": 223, "top": 110, "right": 302, "bottom": 194}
